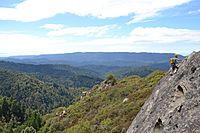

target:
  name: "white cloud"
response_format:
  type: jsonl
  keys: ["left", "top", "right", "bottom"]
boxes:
{"left": 40, "top": 24, "right": 64, "bottom": 30}
{"left": 0, "top": 27, "right": 200, "bottom": 56}
{"left": 46, "top": 25, "right": 117, "bottom": 37}
{"left": 73, "top": 27, "right": 200, "bottom": 49}
{"left": 127, "top": 12, "right": 158, "bottom": 24}
{"left": 188, "top": 9, "right": 200, "bottom": 14}
{"left": 129, "top": 27, "right": 200, "bottom": 43}
{"left": 0, "top": 33, "right": 63, "bottom": 56}
{"left": 0, "top": 27, "right": 200, "bottom": 55}
{"left": 0, "top": 0, "right": 192, "bottom": 23}
{"left": 127, "top": 0, "right": 192, "bottom": 24}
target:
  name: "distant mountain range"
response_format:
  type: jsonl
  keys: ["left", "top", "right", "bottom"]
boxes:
{"left": 2, "top": 52, "right": 184, "bottom": 67}
{"left": 0, "top": 52, "right": 185, "bottom": 80}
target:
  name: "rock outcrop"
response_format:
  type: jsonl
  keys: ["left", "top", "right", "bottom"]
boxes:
{"left": 127, "top": 51, "right": 200, "bottom": 133}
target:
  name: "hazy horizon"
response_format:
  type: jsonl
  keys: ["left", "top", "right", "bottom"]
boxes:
{"left": 0, "top": 51, "right": 191, "bottom": 58}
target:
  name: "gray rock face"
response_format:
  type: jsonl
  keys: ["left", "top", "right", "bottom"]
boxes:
{"left": 127, "top": 51, "right": 200, "bottom": 133}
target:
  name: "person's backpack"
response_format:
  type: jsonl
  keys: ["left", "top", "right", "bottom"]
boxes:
{"left": 170, "top": 58, "right": 175, "bottom": 64}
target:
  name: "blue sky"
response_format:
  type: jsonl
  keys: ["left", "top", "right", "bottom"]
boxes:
{"left": 0, "top": 0, "right": 200, "bottom": 56}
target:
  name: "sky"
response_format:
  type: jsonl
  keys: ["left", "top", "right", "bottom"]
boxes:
{"left": 0, "top": 0, "right": 200, "bottom": 56}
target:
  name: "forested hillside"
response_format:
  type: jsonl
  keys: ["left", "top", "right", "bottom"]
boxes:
{"left": 0, "top": 96, "right": 43, "bottom": 133}
{"left": 40, "top": 71, "right": 165, "bottom": 133}
{"left": 0, "top": 69, "right": 76, "bottom": 113}
{"left": 110, "top": 66, "right": 156, "bottom": 79}
{"left": 0, "top": 61, "right": 102, "bottom": 88}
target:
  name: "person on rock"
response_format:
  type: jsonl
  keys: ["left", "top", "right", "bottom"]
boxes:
{"left": 170, "top": 54, "right": 181, "bottom": 75}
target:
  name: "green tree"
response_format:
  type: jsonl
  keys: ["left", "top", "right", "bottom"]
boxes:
{"left": 26, "top": 111, "right": 42, "bottom": 131}
{"left": 2, "top": 98, "right": 10, "bottom": 122}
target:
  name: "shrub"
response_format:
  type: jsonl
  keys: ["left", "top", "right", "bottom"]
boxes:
{"left": 22, "top": 126, "right": 36, "bottom": 133}
{"left": 106, "top": 74, "right": 117, "bottom": 85}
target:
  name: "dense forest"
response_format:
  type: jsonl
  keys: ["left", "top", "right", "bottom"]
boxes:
{"left": 0, "top": 61, "right": 102, "bottom": 88}
{"left": 110, "top": 66, "right": 156, "bottom": 79}
{"left": 0, "top": 69, "right": 75, "bottom": 113}
{"left": 82, "top": 65, "right": 161, "bottom": 79}
{"left": 0, "top": 96, "right": 43, "bottom": 133}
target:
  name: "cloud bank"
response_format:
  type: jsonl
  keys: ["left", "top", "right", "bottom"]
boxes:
{"left": 40, "top": 24, "right": 64, "bottom": 30}
{"left": 0, "top": 0, "right": 192, "bottom": 23}
{"left": 40, "top": 24, "right": 117, "bottom": 37}
{"left": 0, "top": 27, "right": 199, "bottom": 56}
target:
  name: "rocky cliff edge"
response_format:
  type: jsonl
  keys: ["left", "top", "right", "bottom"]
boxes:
{"left": 127, "top": 51, "right": 200, "bottom": 133}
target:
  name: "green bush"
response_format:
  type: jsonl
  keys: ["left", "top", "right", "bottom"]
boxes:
{"left": 66, "top": 121, "right": 92, "bottom": 133}
{"left": 106, "top": 74, "right": 117, "bottom": 85}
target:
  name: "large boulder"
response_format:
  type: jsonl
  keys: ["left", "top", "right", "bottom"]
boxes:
{"left": 127, "top": 51, "right": 200, "bottom": 133}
